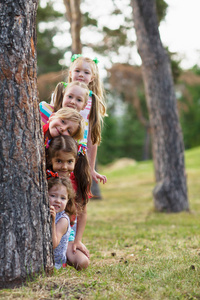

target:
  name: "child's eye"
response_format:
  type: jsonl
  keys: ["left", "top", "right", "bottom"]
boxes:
{"left": 68, "top": 159, "right": 73, "bottom": 164}
{"left": 50, "top": 194, "right": 55, "bottom": 197}
{"left": 61, "top": 196, "right": 67, "bottom": 201}
{"left": 61, "top": 120, "right": 65, "bottom": 124}
{"left": 57, "top": 159, "right": 62, "bottom": 163}
{"left": 68, "top": 95, "right": 72, "bottom": 99}
{"left": 77, "top": 98, "right": 82, "bottom": 102}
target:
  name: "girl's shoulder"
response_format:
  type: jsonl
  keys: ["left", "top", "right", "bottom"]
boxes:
{"left": 56, "top": 211, "right": 70, "bottom": 223}
{"left": 55, "top": 211, "right": 70, "bottom": 230}
{"left": 39, "top": 101, "right": 54, "bottom": 126}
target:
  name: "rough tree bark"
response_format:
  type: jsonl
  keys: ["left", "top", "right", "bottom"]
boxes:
{"left": 131, "top": 0, "right": 189, "bottom": 212}
{"left": 63, "top": 0, "right": 82, "bottom": 54}
{"left": 0, "top": 0, "right": 54, "bottom": 288}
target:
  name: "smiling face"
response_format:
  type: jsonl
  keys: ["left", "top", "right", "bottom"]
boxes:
{"left": 51, "top": 150, "right": 76, "bottom": 178}
{"left": 48, "top": 184, "right": 68, "bottom": 213}
{"left": 48, "top": 116, "right": 79, "bottom": 138}
{"left": 62, "top": 85, "right": 87, "bottom": 112}
{"left": 70, "top": 61, "right": 94, "bottom": 86}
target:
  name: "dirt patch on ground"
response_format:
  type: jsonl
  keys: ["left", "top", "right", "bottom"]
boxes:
{"left": 105, "top": 158, "right": 137, "bottom": 172}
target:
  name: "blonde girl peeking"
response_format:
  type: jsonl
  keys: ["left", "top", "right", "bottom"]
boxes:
{"left": 46, "top": 135, "right": 91, "bottom": 270}
{"left": 43, "top": 107, "right": 85, "bottom": 149}
{"left": 47, "top": 175, "right": 76, "bottom": 269}
{"left": 39, "top": 54, "right": 107, "bottom": 184}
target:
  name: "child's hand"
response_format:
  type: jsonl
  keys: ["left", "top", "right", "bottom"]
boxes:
{"left": 72, "top": 241, "right": 90, "bottom": 258}
{"left": 91, "top": 170, "right": 107, "bottom": 184}
{"left": 50, "top": 205, "right": 56, "bottom": 222}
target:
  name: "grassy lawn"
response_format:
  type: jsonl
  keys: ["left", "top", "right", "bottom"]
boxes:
{"left": 1, "top": 147, "right": 200, "bottom": 299}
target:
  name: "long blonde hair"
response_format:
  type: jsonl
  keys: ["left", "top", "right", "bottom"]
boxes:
{"left": 50, "top": 107, "right": 85, "bottom": 141}
{"left": 53, "top": 81, "right": 89, "bottom": 112}
{"left": 68, "top": 56, "right": 107, "bottom": 145}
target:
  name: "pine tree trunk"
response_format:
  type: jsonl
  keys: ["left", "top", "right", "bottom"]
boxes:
{"left": 131, "top": 0, "right": 189, "bottom": 212}
{"left": 63, "top": 0, "right": 82, "bottom": 54}
{"left": 0, "top": 0, "right": 54, "bottom": 288}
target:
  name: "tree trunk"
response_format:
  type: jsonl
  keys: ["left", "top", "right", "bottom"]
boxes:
{"left": 131, "top": 0, "right": 189, "bottom": 212}
{"left": 63, "top": 0, "right": 82, "bottom": 54}
{"left": 142, "top": 127, "right": 151, "bottom": 161}
{"left": 0, "top": 0, "right": 54, "bottom": 288}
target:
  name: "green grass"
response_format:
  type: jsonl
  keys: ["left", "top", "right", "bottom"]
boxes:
{"left": 1, "top": 147, "right": 200, "bottom": 299}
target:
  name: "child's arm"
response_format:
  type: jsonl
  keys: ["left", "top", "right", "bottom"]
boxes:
{"left": 87, "top": 130, "right": 107, "bottom": 184}
{"left": 72, "top": 205, "right": 89, "bottom": 258}
{"left": 50, "top": 206, "right": 69, "bottom": 249}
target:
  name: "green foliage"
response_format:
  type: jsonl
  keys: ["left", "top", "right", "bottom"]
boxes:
{"left": 37, "top": 2, "right": 63, "bottom": 22}
{"left": 37, "top": 2, "right": 67, "bottom": 75}
{"left": 179, "top": 85, "right": 200, "bottom": 149}
{"left": 156, "top": 0, "right": 168, "bottom": 24}
{"left": 191, "top": 64, "right": 200, "bottom": 75}
{"left": 119, "top": 104, "right": 147, "bottom": 160}
{"left": 98, "top": 99, "right": 122, "bottom": 165}
{"left": 165, "top": 47, "right": 182, "bottom": 83}
{"left": 83, "top": 12, "right": 98, "bottom": 27}
{"left": 170, "top": 56, "right": 182, "bottom": 83}
{"left": 98, "top": 101, "right": 147, "bottom": 165}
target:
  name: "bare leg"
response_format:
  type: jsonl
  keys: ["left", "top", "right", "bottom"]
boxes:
{"left": 67, "top": 241, "right": 90, "bottom": 270}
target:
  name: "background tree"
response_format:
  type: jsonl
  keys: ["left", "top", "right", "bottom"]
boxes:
{"left": 0, "top": 0, "right": 53, "bottom": 287}
{"left": 63, "top": 0, "right": 82, "bottom": 54}
{"left": 130, "top": 0, "right": 189, "bottom": 212}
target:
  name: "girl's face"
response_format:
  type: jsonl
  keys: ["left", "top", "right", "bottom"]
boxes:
{"left": 62, "top": 85, "right": 87, "bottom": 112}
{"left": 48, "top": 184, "right": 68, "bottom": 213}
{"left": 52, "top": 150, "right": 76, "bottom": 178}
{"left": 70, "top": 61, "right": 94, "bottom": 86}
{"left": 49, "top": 116, "right": 79, "bottom": 138}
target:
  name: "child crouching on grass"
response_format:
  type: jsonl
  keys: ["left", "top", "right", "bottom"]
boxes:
{"left": 47, "top": 174, "right": 76, "bottom": 269}
{"left": 46, "top": 135, "right": 91, "bottom": 270}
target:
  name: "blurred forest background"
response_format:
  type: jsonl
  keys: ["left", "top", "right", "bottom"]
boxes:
{"left": 37, "top": 0, "right": 200, "bottom": 166}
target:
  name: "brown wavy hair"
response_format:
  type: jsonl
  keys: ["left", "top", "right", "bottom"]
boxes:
{"left": 47, "top": 176, "right": 76, "bottom": 220}
{"left": 46, "top": 135, "right": 92, "bottom": 208}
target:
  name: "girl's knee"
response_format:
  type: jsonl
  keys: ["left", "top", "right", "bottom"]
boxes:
{"left": 81, "top": 256, "right": 90, "bottom": 270}
{"left": 75, "top": 255, "right": 90, "bottom": 270}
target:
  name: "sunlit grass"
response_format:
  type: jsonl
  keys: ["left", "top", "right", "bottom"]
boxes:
{"left": 0, "top": 147, "right": 200, "bottom": 299}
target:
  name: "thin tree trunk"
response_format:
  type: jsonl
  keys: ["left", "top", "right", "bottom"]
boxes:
{"left": 131, "top": 0, "right": 189, "bottom": 212}
{"left": 0, "top": 0, "right": 54, "bottom": 288}
{"left": 63, "top": 0, "right": 82, "bottom": 54}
